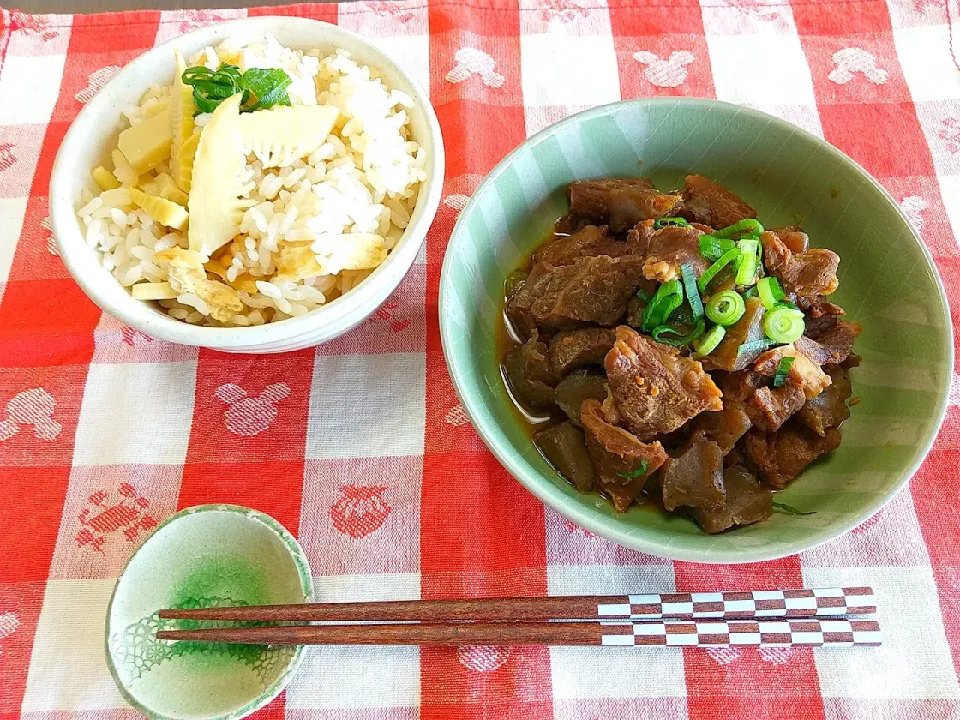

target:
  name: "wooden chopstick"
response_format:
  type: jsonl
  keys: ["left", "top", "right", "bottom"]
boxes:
{"left": 157, "top": 587, "right": 876, "bottom": 623}
{"left": 156, "top": 618, "right": 882, "bottom": 647}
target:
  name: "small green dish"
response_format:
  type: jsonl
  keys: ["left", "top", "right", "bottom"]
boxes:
{"left": 439, "top": 98, "right": 953, "bottom": 563}
{"left": 105, "top": 505, "right": 312, "bottom": 720}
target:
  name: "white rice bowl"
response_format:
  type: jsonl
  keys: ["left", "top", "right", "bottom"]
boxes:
{"left": 76, "top": 33, "right": 427, "bottom": 327}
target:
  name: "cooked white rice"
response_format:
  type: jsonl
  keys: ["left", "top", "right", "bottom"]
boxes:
{"left": 77, "top": 33, "right": 426, "bottom": 326}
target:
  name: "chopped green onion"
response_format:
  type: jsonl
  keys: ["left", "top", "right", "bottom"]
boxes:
{"left": 653, "top": 217, "right": 689, "bottom": 229}
{"left": 697, "top": 248, "right": 742, "bottom": 293}
{"left": 776, "top": 299, "right": 798, "bottom": 311}
{"left": 693, "top": 325, "right": 726, "bottom": 356}
{"left": 757, "top": 276, "right": 785, "bottom": 310}
{"left": 742, "top": 285, "right": 759, "bottom": 299}
{"left": 616, "top": 460, "right": 649, "bottom": 478}
{"left": 642, "top": 280, "right": 683, "bottom": 332}
{"left": 772, "top": 501, "right": 815, "bottom": 516}
{"left": 672, "top": 305, "right": 695, "bottom": 326}
{"left": 698, "top": 235, "right": 736, "bottom": 261}
{"left": 652, "top": 318, "right": 706, "bottom": 346}
{"left": 714, "top": 218, "right": 764, "bottom": 239}
{"left": 773, "top": 356, "right": 796, "bottom": 388}
{"left": 705, "top": 290, "right": 746, "bottom": 326}
{"left": 182, "top": 63, "right": 292, "bottom": 115}
{"left": 634, "top": 288, "right": 651, "bottom": 302}
{"left": 764, "top": 307, "right": 805, "bottom": 344}
{"left": 680, "top": 264, "right": 704, "bottom": 321}
{"left": 735, "top": 239, "right": 760, "bottom": 285}
{"left": 737, "top": 338, "right": 776, "bottom": 356}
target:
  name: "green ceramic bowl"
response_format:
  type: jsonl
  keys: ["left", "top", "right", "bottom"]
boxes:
{"left": 105, "top": 505, "right": 313, "bottom": 720}
{"left": 439, "top": 98, "right": 953, "bottom": 563}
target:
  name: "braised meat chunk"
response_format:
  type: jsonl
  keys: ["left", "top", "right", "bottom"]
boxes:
{"left": 795, "top": 320, "right": 861, "bottom": 366}
{"left": 678, "top": 174, "right": 757, "bottom": 230}
{"left": 689, "top": 403, "right": 753, "bottom": 454}
{"left": 568, "top": 179, "right": 682, "bottom": 233}
{"left": 704, "top": 297, "right": 767, "bottom": 372}
{"left": 534, "top": 422, "right": 596, "bottom": 492}
{"left": 640, "top": 225, "right": 711, "bottom": 280}
{"left": 761, "top": 230, "right": 839, "bottom": 299}
{"left": 502, "top": 331, "right": 556, "bottom": 410}
{"left": 744, "top": 423, "right": 842, "bottom": 489}
{"left": 660, "top": 440, "right": 726, "bottom": 512}
{"left": 797, "top": 365, "right": 852, "bottom": 436}
{"left": 549, "top": 327, "right": 617, "bottom": 377}
{"left": 554, "top": 370, "right": 608, "bottom": 427}
{"left": 506, "top": 255, "right": 646, "bottom": 334}
{"left": 535, "top": 224, "right": 630, "bottom": 266}
{"left": 689, "top": 466, "right": 773, "bottom": 534}
{"left": 498, "top": 173, "right": 857, "bottom": 532}
{"left": 581, "top": 398, "right": 669, "bottom": 511}
{"left": 605, "top": 326, "right": 723, "bottom": 440}
{"left": 745, "top": 377, "right": 807, "bottom": 433}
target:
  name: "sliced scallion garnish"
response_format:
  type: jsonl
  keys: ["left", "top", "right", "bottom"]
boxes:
{"left": 757, "top": 276, "right": 785, "bottom": 310}
{"left": 697, "top": 247, "right": 741, "bottom": 294}
{"left": 642, "top": 280, "right": 684, "bottom": 332}
{"left": 705, "top": 290, "right": 746, "bottom": 326}
{"left": 652, "top": 318, "right": 706, "bottom": 346}
{"left": 653, "top": 217, "right": 689, "bottom": 229}
{"left": 698, "top": 235, "right": 736, "bottom": 261}
{"left": 772, "top": 501, "right": 815, "bottom": 516}
{"left": 737, "top": 338, "right": 776, "bottom": 356}
{"left": 773, "top": 356, "right": 796, "bottom": 387}
{"left": 182, "top": 63, "right": 292, "bottom": 115}
{"left": 693, "top": 325, "right": 726, "bottom": 357}
{"left": 735, "top": 239, "right": 760, "bottom": 285}
{"left": 764, "top": 307, "right": 805, "bottom": 344}
{"left": 713, "top": 218, "right": 764, "bottom": 239}
{"left": 616, "top": 460, "right": 649, "bottom": 478}
{"left": 680, "top": 263, "right": 703, "bottom": 321}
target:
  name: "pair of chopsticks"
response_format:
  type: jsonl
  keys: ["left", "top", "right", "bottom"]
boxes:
{"left": 156, "top": 587, "right": 880, "bottom": 648}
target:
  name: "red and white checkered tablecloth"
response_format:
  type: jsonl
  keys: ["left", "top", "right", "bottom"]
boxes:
{"left": 1, "top": 0, "right": 960, "bottom": 717}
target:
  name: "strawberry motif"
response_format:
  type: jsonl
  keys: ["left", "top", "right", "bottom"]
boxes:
{"left": 444, "top": 404, "right": 469, "bottom": 427}
{"left": 330, "top": 485, "right": 392, "bottom": 538}
{"left": 457, "top": 645, "right": 511, "bottom": 672}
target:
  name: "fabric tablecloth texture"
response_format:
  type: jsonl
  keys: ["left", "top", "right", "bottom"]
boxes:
{"left": 1, "top": 0, "right": 960, "bottom": 717}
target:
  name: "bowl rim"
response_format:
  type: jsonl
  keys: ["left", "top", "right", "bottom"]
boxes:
{"left": 50, "top": 16, "right": 444, "bottom": 349}
{"left": 103, "top": 503, "right": 314, "bottom": 720}
{"left": 439, "top": 96, "right": 954, "bottom": 564}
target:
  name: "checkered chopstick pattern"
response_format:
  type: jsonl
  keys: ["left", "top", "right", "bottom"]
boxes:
{"left": 599, "top": 619, "right": 883, "bottom": 647}
{"left": 3, "top": 1, "right": 960, "bottom": 718}
{"left": 597, "top": 587, "right": 877, "bottom": 620}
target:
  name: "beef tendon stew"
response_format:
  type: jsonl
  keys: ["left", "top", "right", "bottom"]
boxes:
{"left": 499, "top": 175, "right": 860, "bottom": 534}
